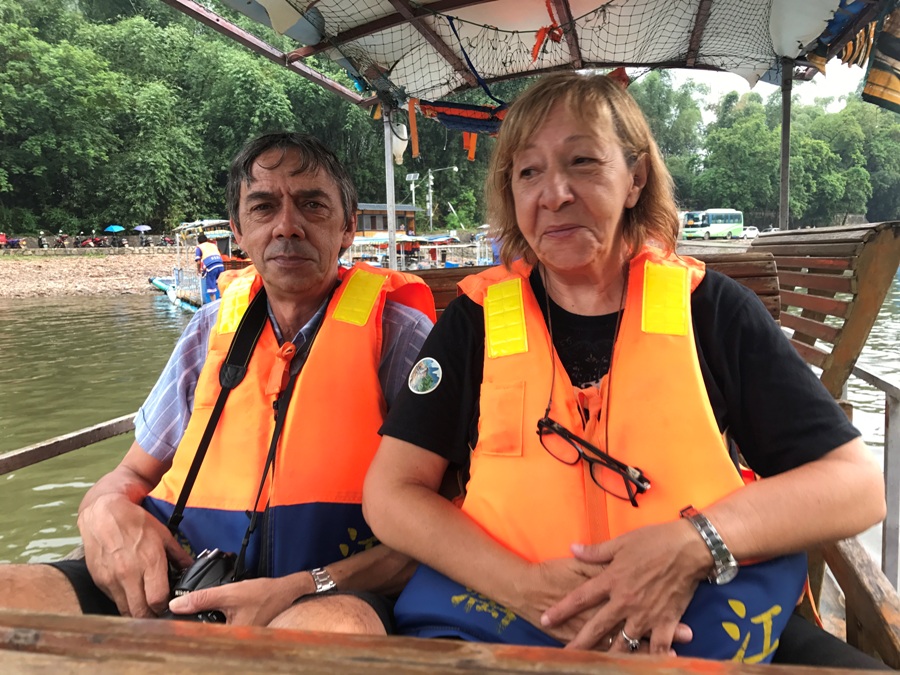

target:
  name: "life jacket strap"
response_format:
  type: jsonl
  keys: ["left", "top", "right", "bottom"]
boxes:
{"left": 166, "top": 289, "right": 269, "bottom": 535}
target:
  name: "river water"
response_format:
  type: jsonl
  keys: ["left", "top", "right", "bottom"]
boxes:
{"left": 1, "top": 280, "right": 899, "bottom": 565}
{"left": 0, "top": 294, "right": 191, "bottom": 563}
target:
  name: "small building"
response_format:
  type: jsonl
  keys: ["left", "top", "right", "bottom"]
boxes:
{"left": 357, "top": 203, "right": 422, "bottom": 236}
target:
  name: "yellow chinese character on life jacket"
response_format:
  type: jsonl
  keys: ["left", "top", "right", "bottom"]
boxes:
{"left": 450, "top": 589, "right": 518, "bottom": 633}
{"left": 722, "top": 598, "right": 782, "bottom": 663}
{"left": 339, "top": 527, "right": 378, "bottom": 557}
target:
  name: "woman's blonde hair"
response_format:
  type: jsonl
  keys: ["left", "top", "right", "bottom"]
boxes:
{"left": 486, "top": 72, "right": 679, "bottom": 267}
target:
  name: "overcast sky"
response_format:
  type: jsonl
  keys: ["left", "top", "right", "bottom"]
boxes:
{"left": 667, "top": 57, "right": 866, "bottom": 115}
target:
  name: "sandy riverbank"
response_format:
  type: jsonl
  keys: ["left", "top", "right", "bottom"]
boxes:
{"left": 0, "top": 251, "right": 179, "bottom": 298}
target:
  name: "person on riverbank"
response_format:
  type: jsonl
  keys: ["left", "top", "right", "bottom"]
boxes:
{"left": 0, "top": 132, "right": 435, "bottom": 634}
{"left": 194, "top": 233, "right": 225, "bottom": 303}
{"left": 363, "top": 72, "right": 886, "bottom": 666}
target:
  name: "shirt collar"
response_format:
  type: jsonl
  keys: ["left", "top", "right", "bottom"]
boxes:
{"left": 265, "top": 277, "right": 341, "bottom": 348}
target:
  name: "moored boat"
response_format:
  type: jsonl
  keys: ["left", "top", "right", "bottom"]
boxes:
{"left": 149, "top": 219, "right": 251, "bottom": 311}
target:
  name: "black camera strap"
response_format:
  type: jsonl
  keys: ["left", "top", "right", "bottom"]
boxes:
{"left": 166, "top": 288, "right": 269, "bottom": 535}
{"left": 233, "top": 369, "right": 297, "bottom": 580}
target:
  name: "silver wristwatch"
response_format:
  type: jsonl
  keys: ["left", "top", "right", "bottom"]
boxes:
{"left": 309, "top": 566, "right": 337, "bottom": 594}
{"left": 680, "top": 506, "right": 739, "bottom": 585}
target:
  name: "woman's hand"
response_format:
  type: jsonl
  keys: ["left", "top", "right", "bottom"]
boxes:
{"left": 541, "top": 519, "right": 709, "bottom": 654}
{"left": 509, "top": 557, "right": 606, "bottom": 643}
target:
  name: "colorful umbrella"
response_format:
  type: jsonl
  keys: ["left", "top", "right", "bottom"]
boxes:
{"left": 133, "top": 225, "right": 152, "bottom": 232}
{"left": 104, "top": 224, "right": 125, "bottom": 233}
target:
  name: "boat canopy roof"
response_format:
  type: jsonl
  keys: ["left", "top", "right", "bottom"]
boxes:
{"left": 173, "top": 219, "right": 232, "bottom": 236}
{"left": 201, "top": 0, "right": 889, "bottom": 109}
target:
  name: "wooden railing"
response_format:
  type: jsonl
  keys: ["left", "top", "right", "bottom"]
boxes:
{"left": 0, "top": 608, "right": 878, "bottom": 674}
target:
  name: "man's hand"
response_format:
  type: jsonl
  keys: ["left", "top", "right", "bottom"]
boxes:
{"left": 540, "top": 520, "right": 707, "bottom": 654}
{"left": 505, "top": 557, "right": 605, "bottom": 643}
{"left": 167, "top": 575, "right": 313, "bottom": 626}
{"left": 78, "top": 492, "right": 192, "bottom": 618}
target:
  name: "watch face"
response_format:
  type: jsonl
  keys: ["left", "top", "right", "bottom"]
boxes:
{"left": 714, "top": 560, "right": 740, "bottom": 585}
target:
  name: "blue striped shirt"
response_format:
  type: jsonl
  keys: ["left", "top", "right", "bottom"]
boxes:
{"left": 135, "top": 296, "right": 433, "bottom": 463}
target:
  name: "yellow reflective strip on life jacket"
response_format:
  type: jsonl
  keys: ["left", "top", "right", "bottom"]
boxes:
{"left": 216, "top": 275, "right": 254, "bottom": 335}
{"left": 641, "top": 261, "right": 689, "bottom": 336}
{"left": 333, "top": 269, "right": 385, "bottom": 326}
{"left": 485, "top": 278, "right": 528, "bottom": 358}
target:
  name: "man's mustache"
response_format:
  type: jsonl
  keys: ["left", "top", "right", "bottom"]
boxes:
{"left": 266, "top": 241, "right": 315, "bottom": 258}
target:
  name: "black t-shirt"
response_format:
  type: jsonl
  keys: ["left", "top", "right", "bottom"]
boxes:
{"left": 380, "top": 268, "right": 860, "bottom": 478}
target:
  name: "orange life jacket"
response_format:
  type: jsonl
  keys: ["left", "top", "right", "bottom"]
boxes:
{"left": 196, "top": 241, "right": 223, "bottom": 269}
{"left": 395, "top": 247, "right": 805, "bottom": 663}
{"left": 457, "top": 246, "right": 742, "bottom": 561}
{"left": 145, "top": 263, "right": 436, "bottom": 576}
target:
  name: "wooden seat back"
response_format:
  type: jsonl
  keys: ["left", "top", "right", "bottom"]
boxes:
{"left": 751, "top": 222, "right": 900, "bottom": 398}
{"left": 412, "top": 251, "right": 781, "bottom": 318}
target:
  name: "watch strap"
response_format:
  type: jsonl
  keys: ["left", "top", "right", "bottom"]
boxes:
{"left": 680, "top": 505, "right": 738, "bottom": 584}
{"left": 309, "top": 566, "right": 337, "bottom": 594}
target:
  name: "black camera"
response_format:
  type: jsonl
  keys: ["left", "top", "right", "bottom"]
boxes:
{"left": 160, "top": 548, "right": 237, "bottom": 623}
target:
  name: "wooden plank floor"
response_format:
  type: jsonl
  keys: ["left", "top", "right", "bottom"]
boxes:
{"left": 0, "top": 610, "right": 885, "bottom": 674}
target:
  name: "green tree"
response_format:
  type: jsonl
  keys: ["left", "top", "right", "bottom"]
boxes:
{"left": 628, "top": 70, "right": 705, "bottom": 157}
{"left": 695, "top": 113, "right": 779, "bottom": 214}
{"left": 843, "top": 100, "right": 900, "bottom": 222}
{"left": 0, "top": 21, "right": 126, "bottom": 231}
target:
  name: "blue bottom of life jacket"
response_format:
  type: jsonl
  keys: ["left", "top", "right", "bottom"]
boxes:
{"left": 395, "top": 552, "right": 807, "bottom": 663}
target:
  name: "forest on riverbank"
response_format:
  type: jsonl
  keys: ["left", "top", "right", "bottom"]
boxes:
{"left": 2, "top": 0, "right": 900, "bottom": 235}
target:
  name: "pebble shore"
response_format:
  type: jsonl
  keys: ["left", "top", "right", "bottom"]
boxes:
{"left": 0, "top": 251, "right": 180, "bottom": 298}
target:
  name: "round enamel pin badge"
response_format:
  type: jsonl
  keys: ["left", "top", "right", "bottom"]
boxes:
{"left": 408, "top": 357, "right": 442, "bottom": 394}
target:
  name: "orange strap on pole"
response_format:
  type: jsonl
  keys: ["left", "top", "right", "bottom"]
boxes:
{"left": 467, "top": 132, "right": 477, "bottom": 161}
{"left": 408, "top": 98, "right": 419, "bottom": 158}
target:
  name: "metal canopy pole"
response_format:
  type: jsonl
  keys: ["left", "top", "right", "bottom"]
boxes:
{"left": 384, "top": 115, "right": 398, "bottom": 271}
{"left": 779, "top": 57, "right": 793, "bottom": 231}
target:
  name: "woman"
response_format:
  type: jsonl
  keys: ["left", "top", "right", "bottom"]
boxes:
{"left": 363, "top": 72, "right": 885, "bottom": 663}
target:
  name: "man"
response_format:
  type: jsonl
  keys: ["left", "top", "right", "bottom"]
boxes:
{"left": 194, "top": 232, "right": 225, "bottom": 302}
{"left": 0, "top": 133, "right": 435, "bottom": 634}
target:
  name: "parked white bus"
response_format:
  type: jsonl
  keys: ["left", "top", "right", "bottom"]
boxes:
{"left": 682, "top": 208, "right": 744, "bottom": 240}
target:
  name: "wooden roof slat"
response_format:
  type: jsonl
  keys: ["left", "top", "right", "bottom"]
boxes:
{"left": 386, "top": 0, "right": 478, "bottom": 88}
{"left": 162, "top": 0, "right": 366, "bottom": 104}
{"left": 288, "top": 0, "right": 492, "bottom": 59}
{"left": 825, "top": 0, "right": 886, "bottom": 59}
{"left": 550, "top": 0, "right": 583, "bottom": 69}
{"left": 685, "top": 0, "right": 713, "bottom": 67}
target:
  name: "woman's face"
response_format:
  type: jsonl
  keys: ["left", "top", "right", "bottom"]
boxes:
{"left": 510, "top": 104, "right": 646, "bottom": 275}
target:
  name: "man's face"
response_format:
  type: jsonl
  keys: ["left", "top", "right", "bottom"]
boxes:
{"left": 233, "top": 147, "right": 356, "bottom": 302}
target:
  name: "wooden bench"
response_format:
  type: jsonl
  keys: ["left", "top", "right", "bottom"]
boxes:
{"left": 747, "top": 222, "right": 900, "bottom": 667}
{"left": 412, "top": 247, "right": 900, "bottom": 668}
{"left": 750, "top": 221, "right": 900, "bottom": 399}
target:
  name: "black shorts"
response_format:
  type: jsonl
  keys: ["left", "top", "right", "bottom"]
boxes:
{"left": 46, "top": 557, "right": 395, "bottom": 633}
{"left": 293, "top": 589, "right": 396, "bottom": 634}
{"left": 46, "top": 558, "right": 119, "bottom": 615}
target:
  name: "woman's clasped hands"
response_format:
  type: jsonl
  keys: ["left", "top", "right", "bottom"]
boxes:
{"left": 540, "top": 520, "right": 705, "bottom": 655}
